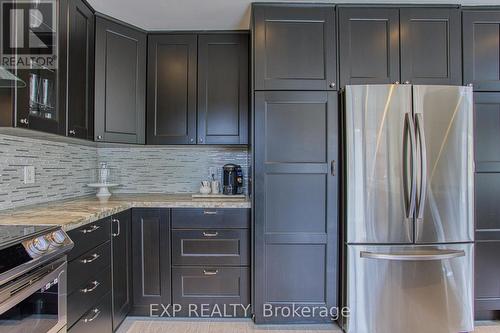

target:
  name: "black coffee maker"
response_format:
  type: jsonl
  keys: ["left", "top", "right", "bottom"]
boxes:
{"left": 223, "top": 164, "right": 243, "bottom": 195}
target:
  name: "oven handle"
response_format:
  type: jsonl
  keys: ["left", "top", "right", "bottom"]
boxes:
{"left": 0, "top": 259, "right": 66, "bottom": 316}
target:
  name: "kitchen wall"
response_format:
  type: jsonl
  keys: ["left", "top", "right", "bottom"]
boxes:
{"left": 0, "top": 133, "right": 249, "bottom": 210}
{"left": 0, "top": 134, "right": 97, "bottom": 210}
{"left": 97, "top": 146, "right": 249, "bottom": 194}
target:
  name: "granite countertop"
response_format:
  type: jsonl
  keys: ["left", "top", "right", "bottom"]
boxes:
{"left": 0, "top": 194, "right": 251, "bottom": 231}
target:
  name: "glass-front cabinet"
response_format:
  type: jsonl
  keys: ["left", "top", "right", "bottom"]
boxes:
{"left": 13, "top": 0, "right": 66, "bottom": 134}
{"left": 0, "top": 0, "right": 66, "bottom": 135}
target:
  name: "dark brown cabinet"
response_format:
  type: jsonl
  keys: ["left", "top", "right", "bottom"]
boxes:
{"left": 474, "top": 93, "right": 500, "bottom": 172}
{"left": 338, "top": 7, "right": 400, "bottom": 87}
{"left": 171, "top": 267, "right": 250, "bottom": 317}
{"left": 464, "top": 9, "right": 500, "bottom": 320}
{"left": 68, "top": 293, "right": 112, "bottom": 333}
{"left": 463, "top": 10, "right": 500, "bottom": 91}
{"left": 111, "top": 210, "right": 132, "bottom": 331}
{"left": 4, "top": 0, "right": 68, "bottom": 135}
{"left": 67, "top": 0, "right": 94, "bottom": 140}
{"left": 253, "top": 91, "right": 338, "bottom": 323}
{"left": 473, "top": 93, "right": 500, "bottom": 320}
{"left": 170, "top": 208, "right": 251, "bottom": 317}
{"left": 339, "top": 6, "right": 462, "bottom": 87}
{"left": 253, "top": 4, "right": 337, "bottom": 91}
{"left": 147, "top": 35, "right": 197, "bottom": 144}
{"left": 400, "top": 7, "right": 462, "bottom": 85}
{"left": 67, "top": 217, "right": 112, "bottom": 331}
{"left": 147, "top": 33, "right": 249, "bottom": 145}
{"left": 131, "top": 208, "right": 171, "bottom": 315}
{"left": 475, "top": 173, "right": 500, "bottom": 320}
{"left": 94, "top": 16, "right": 146, "bottom": 144}
{"left": 197, "top": 34, "right": 248, "bottom": 144}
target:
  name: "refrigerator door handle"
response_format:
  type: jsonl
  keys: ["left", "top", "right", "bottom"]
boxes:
{"left": 360, "top": 249, "right": 465, "bottom": 261}
{"left": 415, "top": 113, "right": 427, "bottom": 219}
{"left": 403, "top": 112, "right": 417, "bottom": 218}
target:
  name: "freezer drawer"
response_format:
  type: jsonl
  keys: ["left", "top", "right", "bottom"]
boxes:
{"left": 344, "top": 243, "right": 473, "bottom": 333}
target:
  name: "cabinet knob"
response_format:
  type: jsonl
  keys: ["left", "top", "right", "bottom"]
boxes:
{"left": 329, "top": 82, "right": 336, "bottom": 88}
{"left": 189, "top": 138, "right": 194, "bottom": 143}
{"left": 97, "top": 135, "right": 103, "bottom": 140}
{"left": 199, "top": 138, "right": 203, "bottom": 143}
{"left": 69, "top": 129, "right": 76, "bottom": 136}
{"left": 467, "top": 83, "right": 473, "bottom": 88}
{"left": 404, "top": 81, "right": 410, "bottom": 84}
{"left": 394, "top": 81, "right": 400, "bottom": 85}
{"left": 20, "top": 118, "right": 29, "bottom": 125}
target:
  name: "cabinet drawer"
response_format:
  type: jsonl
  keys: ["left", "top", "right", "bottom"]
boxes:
{"left": 68, "top": 266, "right": 111, "bottom": 328}
{"left": 172, "top": 229, "right": 249, "bottom": 266}
{"left": 68, "top": 241, "right": 111, "bottom": 294}
{"left": 68, "top": 218, "right": 111, "bottom": 261}
{"left": 172, "top": 208, "right": 250, "bottom": 229}
{"left": 172, "top": 267, "right": 250, "bottom": 317}
{"left": 68, "top": 292, "right": 112, "bottom": 333}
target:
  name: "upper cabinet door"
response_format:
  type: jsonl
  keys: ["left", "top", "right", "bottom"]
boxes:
{"left": 94, "top": 17, "right": 146, "bottom": 144}
{"left": 463, "top": 10, "right": 500, "bottom": 91}
{"left": 197, "top": 34, "right": 248, "bottom": 145}
{"left": 147, "top": 35, "right": 197, "bottom": 144}
{"left": 67, "top": 0, "right": 94, "bottom": 140}
{"left": 253, "top": 4, "right": 337, "bottom": 90}
{"left": 339, "top": 7, "right": 400, "bottom": 88}
{"left": 400, "top": 8, "right": 462, "bottom": 85}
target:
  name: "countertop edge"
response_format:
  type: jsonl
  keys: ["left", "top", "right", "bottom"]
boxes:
{"left": 0, "top": 195, "right": 251, "bottom": 232}
{"left": 62, "top": 201, "right": 251, "bottom": 231}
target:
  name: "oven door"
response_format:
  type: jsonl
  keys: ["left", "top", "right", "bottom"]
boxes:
{"left": 0, "top": 259, "right": 67, "bottom": 333}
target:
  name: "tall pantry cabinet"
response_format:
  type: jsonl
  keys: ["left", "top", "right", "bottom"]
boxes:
{"left": 251, "top": 4, "right": 339, "bottom": 324}
{"left": 463, "top": 8, "right": 500, "bottom": 320}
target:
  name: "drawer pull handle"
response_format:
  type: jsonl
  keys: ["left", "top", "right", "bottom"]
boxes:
{"left": 111, "top": 218, "right": 120, "bottom": 237}
{"left": 80, "top": 253, "right": 100, "bottom": 264}
{"left": 203, "top": 269, "right": 218, "bottom": 276}
{"left": 80, "top": 280, "right": 100, "bottom": 293}
{"left": 203, "top": 231, "right": 218, "bottom": 237}
{"left": 80, "top": 225, "right": 100, "bottom": 234}
{"left": 83, "top": 308, "right": 101, "bottom": 323}
{"left": 203, "top": 210, "right": 218, "bottom": 215}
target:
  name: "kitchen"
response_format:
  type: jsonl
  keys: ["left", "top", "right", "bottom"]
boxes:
{"left": 0, "top": 0, "right": 499, "bottom": 333}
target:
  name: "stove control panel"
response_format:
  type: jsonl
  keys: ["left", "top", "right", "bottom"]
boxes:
{"left": 22, "top": 229, "right": 72, "bottom": 258}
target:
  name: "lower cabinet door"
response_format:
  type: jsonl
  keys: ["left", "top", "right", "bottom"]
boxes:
{"left": 254, "top": 91, "right": 338, "bottom": 323}
{"left": 111, "top": 210, "right": 132, "bottom": 331}
{"left": 131, "top": 208, "right": 171, "bottom": 315}
{"left": 171, "top": 266, "right": 250, "bottom": 318}
{"left": 68, "top": 292, "right": 112, "bottom": 333}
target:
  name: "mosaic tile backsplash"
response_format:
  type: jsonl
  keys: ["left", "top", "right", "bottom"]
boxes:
{"left": 0, "top": 133, "right": 249, "bottom": 210}
{"left": 0, "top": 134, "right": 97, "bottom": 210}
{"left": 97, "top": 146, "right": 249, "bottom": 194}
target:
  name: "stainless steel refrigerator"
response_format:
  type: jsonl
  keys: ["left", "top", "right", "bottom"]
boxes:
{"left": 341, "top": 84, "right": 474, "bottom": 333}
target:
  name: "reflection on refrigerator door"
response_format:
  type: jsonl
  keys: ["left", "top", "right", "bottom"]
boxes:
{"left": 413, "top": 85, "right": 474, "bottom": 244}
{"left": 344, "top": 84, "right": 414, "bottom": 244}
